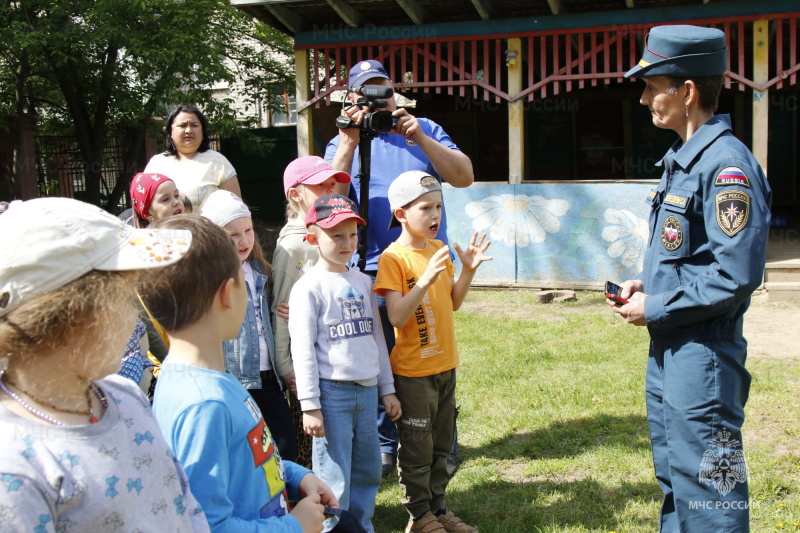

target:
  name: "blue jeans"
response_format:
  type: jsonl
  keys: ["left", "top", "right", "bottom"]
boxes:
{"left": 314, "top": 380, "right": 381, "bottom": 533}
{"left": 366, "top": 271, "right": 400, "bottom": 455}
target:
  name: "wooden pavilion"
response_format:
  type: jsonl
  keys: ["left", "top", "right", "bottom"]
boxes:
{"left": 233, "top": 0, "right": 800, "bottom": 291}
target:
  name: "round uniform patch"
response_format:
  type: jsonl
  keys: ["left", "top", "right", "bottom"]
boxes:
{"left": 661, "top": 215, "right": 683, "bottom": 251}
{"left": 405, "top": 139, "right": 417, "bottom": 147}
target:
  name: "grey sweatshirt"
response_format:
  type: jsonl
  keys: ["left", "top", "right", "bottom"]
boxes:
{"left": 288, "top": 267, "right": 394, "bottom": 411}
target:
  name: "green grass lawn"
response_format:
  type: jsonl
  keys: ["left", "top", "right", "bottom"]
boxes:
{"left": 372, "top": 290, "right": 800, "bottom": 532}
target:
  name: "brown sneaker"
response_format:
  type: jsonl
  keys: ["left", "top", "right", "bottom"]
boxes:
{"left": 436, "top": 510, "right": 478, "bottom": 533}
{"left": 404, "top": 512, "right": 448, "bottom": 533}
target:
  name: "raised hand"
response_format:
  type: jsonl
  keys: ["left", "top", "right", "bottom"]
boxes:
{"left": 452, "top": 232, "right": 493, "bottom": 271}
{"left": 418, "top": 245, "right": 451, "bottom": 290}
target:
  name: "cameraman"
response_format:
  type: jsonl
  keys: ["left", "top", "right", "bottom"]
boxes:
{"left": 324, "top": 59, "right": 473, "bottom": 476}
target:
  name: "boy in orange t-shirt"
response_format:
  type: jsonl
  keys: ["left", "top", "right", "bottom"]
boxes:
{"left": 374, "top": 171, "right": 492, "bottom": 533}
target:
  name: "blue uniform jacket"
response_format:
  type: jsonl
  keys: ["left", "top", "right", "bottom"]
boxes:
{"left": 641, "top": 114, "right": 772, "bottom": 339}
{"left": 223, "top": 260, "right": 280, "bottom": 390}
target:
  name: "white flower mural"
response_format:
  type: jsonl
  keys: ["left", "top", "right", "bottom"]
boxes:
{"left": 601, "top": 208, "right": 648, "bottom": 269}
{"left": 464, "top": 194, "right": 570, "bottom": 247}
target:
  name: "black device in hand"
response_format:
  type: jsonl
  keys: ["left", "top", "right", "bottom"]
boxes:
{"left": 335, "top": 84, "right": 397, "bottom": 135}
{"left": 605, "top": 281, "right": 629, "bottom": 305}
{"left": 324, "top": 507, "right": 369, "bottom": 532}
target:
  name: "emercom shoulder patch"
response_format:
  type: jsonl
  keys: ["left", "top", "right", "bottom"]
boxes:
{"left": 716, "top": 190, "right": 750, "bottom": 237}
{"left": 715, "top": 167, "right": 750, "bottom": 188}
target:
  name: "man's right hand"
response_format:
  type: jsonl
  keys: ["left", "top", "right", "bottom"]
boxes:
{"left": 620, "top": 279, "right": 644, "bottom": 300}
{"left": 337, "top": 104, "right": 364, "bottom": 148}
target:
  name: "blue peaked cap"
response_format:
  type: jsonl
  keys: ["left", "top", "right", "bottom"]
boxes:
{"left": 625, "top": 25, "right": 727, "bottom": 78}
{"left": 348, "top": 60, "right": 390, "bottom": 88}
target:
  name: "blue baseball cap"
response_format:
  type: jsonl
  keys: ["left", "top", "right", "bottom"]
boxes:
{"left": 348, "top": 60, "right": 390, "bottom": 89}
{"left": 625, "top": 25, "right": 727, "bottom": 79}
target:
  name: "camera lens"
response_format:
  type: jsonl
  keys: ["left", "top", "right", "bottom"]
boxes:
{"left": 365, "top": 111, "right": 395, "bottom": 133}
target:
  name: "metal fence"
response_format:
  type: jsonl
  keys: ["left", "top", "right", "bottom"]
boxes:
{"left": 34, "top": 134, "right": 221, "bottom": 211}
{"left": 34, "top": 135, "right": 127, "bottom": 209}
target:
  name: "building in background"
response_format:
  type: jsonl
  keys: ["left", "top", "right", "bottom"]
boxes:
{"left": 232, "top": 0, "right": 799, "bottom": 297}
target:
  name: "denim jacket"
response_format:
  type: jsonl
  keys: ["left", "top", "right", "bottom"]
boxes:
{"left": 223, "top": 260, "right": 280, "bottom": 390}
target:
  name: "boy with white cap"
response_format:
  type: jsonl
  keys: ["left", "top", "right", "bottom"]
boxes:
{"left": 374, "top": 171, "right": 491, "bottom": 533}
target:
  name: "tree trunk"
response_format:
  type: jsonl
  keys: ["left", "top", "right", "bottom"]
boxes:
{"left": 106, "top": 123, "right": 148, "bottom": 211}
{"left": 11, "top": 54, "right": 29, "bottom": 199}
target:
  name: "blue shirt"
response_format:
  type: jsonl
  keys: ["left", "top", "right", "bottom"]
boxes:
{"left": 641, "top": 114, "right": 772, "bottom": 337}
{"left": 324, "top": 118, "right": 461, "bottom": 271}
{"left": 154, "top": 364, "right": 309, "bottom": 533}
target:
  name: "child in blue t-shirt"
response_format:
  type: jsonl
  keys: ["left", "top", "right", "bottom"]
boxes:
{"left": 142, "top": 215, "right": 338, "bottom": 533}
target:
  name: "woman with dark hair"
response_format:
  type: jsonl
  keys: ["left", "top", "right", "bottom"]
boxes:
{"left": 611, "top": 25, "right": 772, "bottom": 532}
{"left": 144, "top": 105, "right": 242, "bottom": 207}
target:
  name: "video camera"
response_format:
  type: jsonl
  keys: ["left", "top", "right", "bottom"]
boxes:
{"left": 335, "top": 85, "right": 397, "bottom": 136}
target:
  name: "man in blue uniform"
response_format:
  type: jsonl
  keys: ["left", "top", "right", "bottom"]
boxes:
{"left": 325, "top": 60, "right": 474, "bottom": 477}
{"left": 611, "top": 25, "right": 772, "bottom": 533}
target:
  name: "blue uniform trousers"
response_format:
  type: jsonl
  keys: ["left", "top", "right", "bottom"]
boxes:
{"left": 647, "top": 333, "right": 751, "bottom": 533}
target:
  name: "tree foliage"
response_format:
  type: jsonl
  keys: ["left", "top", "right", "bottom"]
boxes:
{"left": 0, "top": 0, "right": 294, "bottom": 207}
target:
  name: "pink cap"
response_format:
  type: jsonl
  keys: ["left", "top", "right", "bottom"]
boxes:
{"left": 283, "top": 156, "right": 351, "bottom": 196}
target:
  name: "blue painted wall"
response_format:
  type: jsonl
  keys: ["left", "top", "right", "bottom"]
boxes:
{"left": 443, "top": 181, "right": 655, "bottom": 287}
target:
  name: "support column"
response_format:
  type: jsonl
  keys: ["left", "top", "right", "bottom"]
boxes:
{"left": 17, "top": 113, "right": 38, "bottom": 200}
{"left": 752, "top": 20, "right": 769, "bottom": 175}
{"left": 622, "top": 99, "right": 634, "bottom": 179}
{"left": 295, "top": 49, "right": 314, "bottom": 157}
{"left": 507, "top": 37, "right": 524, "bottom": 184}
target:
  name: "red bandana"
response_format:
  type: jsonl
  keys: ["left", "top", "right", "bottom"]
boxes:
{"left": 130, "top": 173, "right": 173, "bottom": 219}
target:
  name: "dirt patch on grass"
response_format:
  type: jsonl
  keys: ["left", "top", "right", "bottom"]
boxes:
{"left": 460, "top": 290, "right": 603, "bottom": 321}
{"left": 744, "top": 295, "right": 800, "bottom": 361}
{"left": 497, "top": 460, "right": 591, "bottom": 485}
{"left": 744, "top": 411, "right": 800, "bottom": 457}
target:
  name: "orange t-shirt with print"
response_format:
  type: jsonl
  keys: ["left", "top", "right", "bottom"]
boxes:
{"left": 374, "top": 239, "right": 458, "bottom": 377}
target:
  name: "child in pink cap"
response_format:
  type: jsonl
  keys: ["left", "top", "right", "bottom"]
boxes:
{"left": 271, "top": 156, "right": 352, "bottom": 467}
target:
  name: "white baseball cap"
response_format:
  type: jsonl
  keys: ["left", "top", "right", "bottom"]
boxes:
{"left": 387, "top": 170, "right": 442, "bottom": 229}
{"left": 200, "top": 190, "right": 251, "bottom": 228}
{"left": 0, "top": 197, "right": 192, "bottom": 318}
